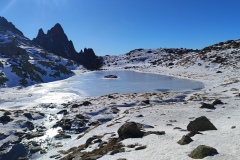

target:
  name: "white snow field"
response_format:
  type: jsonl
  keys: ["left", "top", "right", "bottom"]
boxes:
{"left": 0, "top": 46, "right": 240, "bottom": 160}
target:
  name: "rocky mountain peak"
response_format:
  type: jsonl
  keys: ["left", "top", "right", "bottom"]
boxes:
{"left": 0, "top": 16, "right": 23, "bottom": 36}
{"left": 33, "top": 24, "right": 103, "bottom": 70}
{"left": 36, "top": 28, "right": 45, "bottom": 38}
{"left": 47, "top": 23, "right": 66, "bottom": 39}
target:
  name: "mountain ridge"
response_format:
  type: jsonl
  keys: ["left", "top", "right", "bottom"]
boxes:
{"left": 0, "top": 16, "right": 79, "bottom": 87}
{"left": 33, "top": 23, "right": 103, "bottom": 70}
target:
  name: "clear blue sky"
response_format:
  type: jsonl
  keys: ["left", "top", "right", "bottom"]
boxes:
{"left": 1, "top": 0, "right": 240, "bottom": 56}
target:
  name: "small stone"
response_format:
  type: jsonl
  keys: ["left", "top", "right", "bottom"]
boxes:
{"left": 30, "top": 146, "right": 42, "bottom": 154}
{"left": 142, "top": 100, "right": 150, "bottom": 104}
{"left": 200, "top": 103, "right": 215, "bottom": 109}
{"left": 212, "top": 99, "right": 223, "bottom": 105}
{"left": 231, "top": 126, "right": 236, "bottom": 129}
{"left": 177, "top": 135, "right": 193, "bottom": 145}
{"left": 104, "top": 75, "right": 118, "bottom": 78}
{"left": 135, "top": 145, "right": 147, "bottom": 150}
{"left": 3, "top": 111, "right": 11, "bottom": 116}
{"left": 23, "top": 113, "right": 34, "bottom": 120}
{"left": 54, "top": 133, "right": 71, "bottom": 139}
{"left": 56, "top": 109, "right": 68, "bottom": 115}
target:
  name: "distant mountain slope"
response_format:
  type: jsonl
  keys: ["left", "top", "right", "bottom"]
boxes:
{"left": 0, "top": 16, "right": 79, "bottom": 87}
{"left": 103, "top": 40, "right": 240, "bottom": 70}
{"left": 33, "top": 23, "right": 103, "bottom": 70}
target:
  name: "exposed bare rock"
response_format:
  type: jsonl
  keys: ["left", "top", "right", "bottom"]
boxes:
{"left": 189, "top": 145, "right": 218, "bottom": 159}
{"left": 187, "top": 116, "right": 217, "bottom": 131}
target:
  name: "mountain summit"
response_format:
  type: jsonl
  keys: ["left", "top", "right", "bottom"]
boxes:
{"left": 33, "top": 23, "right": 102, "bottom": 70}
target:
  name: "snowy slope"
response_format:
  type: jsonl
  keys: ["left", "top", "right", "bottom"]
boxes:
{"left": 0, "top": 29, "right": 81, "bottom": 87}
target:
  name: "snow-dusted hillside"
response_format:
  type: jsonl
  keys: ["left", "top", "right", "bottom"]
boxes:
{"left": 0, "top": 29, "right": 80, "bottom": 87}
{"left": 103, "top": 42, "right": 240, "bottom": 70}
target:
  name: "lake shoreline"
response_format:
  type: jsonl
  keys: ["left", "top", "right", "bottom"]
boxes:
{"left": 1, "top": 64, "right": 240, "bottom": 160}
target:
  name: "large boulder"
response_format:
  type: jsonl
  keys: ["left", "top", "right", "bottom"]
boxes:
{"left": 0, "top": 115, "right": 12, "bottom": 123}
{"left": 118, "top": 122, "right": 143, "bottom": 139}
{"left": 187, "top": 116, "right": 217, "bottom": 131}
{"left": 188, "top": 145, "right": 218, "bottom": 159}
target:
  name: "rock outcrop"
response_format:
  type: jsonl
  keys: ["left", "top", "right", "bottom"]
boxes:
{"left": 0, "top": 16, "right": 23, "bottom": 36}
{"left": 33, "top": 24, "right": 103, "bottom": 70}
{"left": 0, "top": 17, "right": 77, "bottom": 87}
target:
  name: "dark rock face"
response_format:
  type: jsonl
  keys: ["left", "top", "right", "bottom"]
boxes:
{"left": 187, "top": 116, "right": 217, "bottom": 132}
{"left": 0, "top": 144, "right": 28, "bottom": 160}
{"left": 57, "top": 109, "right": 68, "bottom": 115}
{"left": 117, "top": 122, "right": 144, "bottom": 139}
{"left": 33, "top": 24, "right": 103, "bottom": 70}
{"left": 177, "top": 135, "right": 193, "bottom": 145}
{"left": 53, "top": 119, "right": 74, "bottom": 130}
{"left": 25, "top": 121, "right": 34, "bottom": 131}
{"left": 142, "top": 99, "right": 150, "bottom": 104}
{"left": 0, "top": 16, "right": 24, "bottom": 36}
{"left": 0, "top": 115, "right": 11, "bottom": 123}
{"left": 189, "top": 145, "right": 218, "bottom": 159}
{"left": 23, "top": 113, "right": 34, "bottom": 120}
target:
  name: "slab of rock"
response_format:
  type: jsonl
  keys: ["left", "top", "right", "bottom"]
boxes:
{"left": 142, "top": 99, "right": 150, "bottom": 104}
{"left": 26, "top": 132, "right": 44, "bottom": 139}
{"left": 80, "top": 101, "right": 92, "bottom": 106}
{"left": 212, "top": 99, "right": 223, "bottom": 105}
{"left": 25, "top": 121, "right": 34, "bottom": 131}
{"left": 189, "top": 145, "right": 218, "bottom": 159}
{"left": 56, "top": 109, "right": 68, "bottom": 115}
{"left": 177, "top": 135, "right": 193, "bottom": 145}
{"left": 118, "top": 122, "right": 143, "bottom": 139}
{"left": 23, "top": 113, "right": 34, "bottom": 120}
{"left": 30, "top": 146, "right": 42, "bottom": 154}
{"left": 200, "top": 103, "right": 215, "bottom": 109}
{"left": 104, "top": 75, "right": 118, "bottom": 78}
{"left": 187, "top": 116, "right": 217, "bottom": 131}
{"left": 54, "top": 133, "right": 71, "bottom": 139}
{"left": 135, "top": 146, "right": 147, "bottom": 150}
{"left": 3, "top": 111, "right": 11, "bottom": 116}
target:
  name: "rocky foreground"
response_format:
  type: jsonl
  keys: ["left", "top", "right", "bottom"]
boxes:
{"left": 0, "top": 62, "right": 240, "bottom": 160}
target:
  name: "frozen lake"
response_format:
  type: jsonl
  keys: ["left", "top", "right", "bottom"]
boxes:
{"left": 69, "top": 70, "right": 204, "bottom": 96}
{"left": 0, "top": 70, "right": 204, "bottom": 109}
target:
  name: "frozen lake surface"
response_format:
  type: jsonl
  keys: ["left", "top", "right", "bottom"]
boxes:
{"left": 0, "top": 70, "right": 204, "bottom": 109}
{"left": 70, "top": 70, "right": 204, "bottom": 96}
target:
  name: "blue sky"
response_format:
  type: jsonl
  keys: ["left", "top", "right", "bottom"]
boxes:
{"left": 1, "top": 0, "right": 240, "bottom": 56}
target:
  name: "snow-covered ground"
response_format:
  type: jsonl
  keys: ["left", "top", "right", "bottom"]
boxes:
{"left": 0, "top": 46, "right": 240, "bottom": 160}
